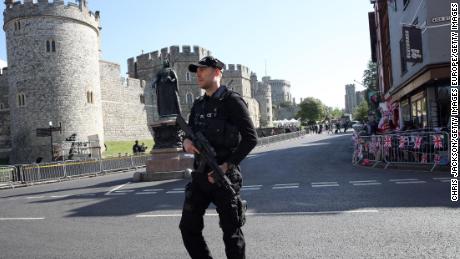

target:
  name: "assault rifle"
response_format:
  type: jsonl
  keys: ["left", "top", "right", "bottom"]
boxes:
{"left": 176, "top": 115, "right": 236, "bottom": 196}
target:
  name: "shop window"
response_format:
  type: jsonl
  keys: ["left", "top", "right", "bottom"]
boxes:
{"left": 411, "top": 95, "right": 427, "bottom": 128}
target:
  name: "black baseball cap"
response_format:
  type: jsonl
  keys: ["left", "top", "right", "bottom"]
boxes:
{"left": 188, "top": 56, "right": 225, "bottom": 73}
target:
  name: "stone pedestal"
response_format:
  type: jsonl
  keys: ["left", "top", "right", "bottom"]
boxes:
{"left": 140, "top": 148, "right": 194, "bottom": 181}
{"left": 135, "top": 119, "right": 194, "bottom": 181}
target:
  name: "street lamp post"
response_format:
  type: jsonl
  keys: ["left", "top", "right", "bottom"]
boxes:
{"left": 49, "top": 121, "right": 53, "bottom": 161}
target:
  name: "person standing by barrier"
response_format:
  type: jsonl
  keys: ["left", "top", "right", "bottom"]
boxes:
{"left": 180, "top": 56, "right": 257, "bottom": 259}
{"left": 132, "top": 140, "right": 141, "bottom": 154}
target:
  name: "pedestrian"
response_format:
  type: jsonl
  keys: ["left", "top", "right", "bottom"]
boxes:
{"left": 180, "top": 56, "right": 257, "bottom": 259}
{"left": 132, "top": 140, "right": 141, "bottom": 154}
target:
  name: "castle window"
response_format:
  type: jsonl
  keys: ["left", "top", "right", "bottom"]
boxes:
{"left": 185, "top": 72, "right": 191, "bottom": 81}
{"left": 0, "top": 103, "right": 4, "bottom": 111}
{"left": 17, "top": 93, "right": 26, "bottom": 107}
{"left": 51, "top": 41, "right": 56, "bottom": 52}
{"left": 14, "top": 22, "right": 17, "bottom": 31}
{"left": 186, "top": 92, "right": 194, "bottom": 104}
{"left": 46, "top": 40, "right": 51, "bottom": 52}
{"left": 140, "top": 94, "right": 145, "bottom": 104}
{"left": 86, "top": 91, "right": 94, "bottom": 104}
{"left": 18, "top": 21, "right": 20, "bottom": 30}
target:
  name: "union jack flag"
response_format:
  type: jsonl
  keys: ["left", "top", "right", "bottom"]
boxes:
{"left": 398, "top": 136, "right": 407, "bottom": 149}
{"left": 432, "top": 135, "right": 444, "bottom": 149}
{"left": 384, "top": 136, "right": 392, "bottom": 148}
{"left": 421, "top": 153, "right": 428, "bottom": 163}
{"left": 414, "top": 136, "right": 423, "bottom": 149}
{"left": 434, "top": 154, "right": 441, "bottom": 164}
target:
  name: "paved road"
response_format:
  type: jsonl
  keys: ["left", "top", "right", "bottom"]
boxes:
{"left": 0, "top": 133, "right": 458, "bottom": 258}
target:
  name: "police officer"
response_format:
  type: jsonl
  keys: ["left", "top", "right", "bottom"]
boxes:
{"left": 180, "top": 56, "right": 257, "bottom": 259}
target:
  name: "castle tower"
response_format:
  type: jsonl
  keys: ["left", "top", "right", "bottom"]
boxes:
{"left": 256, "top": 81, "right": 273, "bottom": 127}
{"left": 4, "top": 0, "right": 104, "bottom": 163}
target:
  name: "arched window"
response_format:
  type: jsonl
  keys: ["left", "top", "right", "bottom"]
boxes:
{"left": 86, "top": 91, "right": 94, "bottom": 104}
{"left": 51, "top": 41, "right": 56, "bottom": 52}
{"left": 0, "top": 103, "right": 4, "bottom": 110}
{"left": 17, "top": 93, "right": 26, "bottom": 107}
{"left": 18, "top": 21, "right": 20, "bottom": 30}
{"left": 140, "top": 94, "right": 145, "bottom": 104}
{"left": 14, "top": 22, "right": 17, "bottom": 31}
{"left": 46, "top": 40, "right": 51, "bottom": 52}
{"left": 186, "top": 92, "right": 194, "bottom": 104}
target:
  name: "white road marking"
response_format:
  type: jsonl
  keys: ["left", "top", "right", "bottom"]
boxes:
{"left": 105, "top": 182, "right": 130, "bottom": 196}
{"left": 143, "top": 189, "right": 164, "bottom": 192}
{"left": 349, "top": 180, "right": 378, "bottom": 184}
{"left": 352, "top": 182, "right": 382, "bottom": 186}
{"left": 26, "top": 196, "right": 45, "bottom": 199}
{"left": 166, "top": 191, "right": 184, "bottom": 194}
{"left": 312, "top": 184, "right": 340, "bottom": 188}
{"left": 241, "top": 187, "right": 261, "bottom": 191}
{"left": 395, "top": 181, "right": 427, "bottom": 184}
{"left": 439, "top": 180, "right": 451, "bottom": 183}
{"left": 272, "top": 186, "right": 299, "bottom": 189}
{"left": 311, "top": 182, "right": 338, "bottom": 185}
{"left": 136, "top": 209, "right": 379, "bottom": 218}
{"left": 274, "top": 183, "right": 300, "bottom": 186}
{"left": 0, "top": 217, "right": 45, "bottom": 221}
{"left": 172, "top": 188, "right": 185, "bottom": 191}
{"left": 135, "top": 192, "right": 157, "bottom": 195}
{"left": 243, "top": 185, "right": 263, "bottom": 188}
{"left": 50, "top": 195, "right": 70, "bottom": 198}
{"left": 389, "top": 179, "right": 419, "bottom": 182}
{"left": 114, "top": 190, "right": 135, "bottom": 193}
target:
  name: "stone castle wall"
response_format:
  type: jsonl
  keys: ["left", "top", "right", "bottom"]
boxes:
{"left": 0, "top": 69, "right": 10, "bottom": 159}
{"left": 100, "top": 60, "right": 154, "bottom": 141}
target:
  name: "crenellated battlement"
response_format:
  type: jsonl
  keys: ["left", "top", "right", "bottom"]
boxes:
{"left": 3, "top": 0, "right": 100, "bottom": 32}
{"left": 127, "top": 45, "right": 212, "bottom": 78}
{"left": 0, "top": 67, "right": 7, "bottom": 76}
{"left": 223, "top": 64, "right": 252, "bottom": 79}
{"left": 128, "top": 45, "right": 211, "bottom": 68}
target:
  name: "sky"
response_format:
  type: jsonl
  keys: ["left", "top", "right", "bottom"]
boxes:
{"left": 0, "top": 0, "right": 374, "bottom": 108}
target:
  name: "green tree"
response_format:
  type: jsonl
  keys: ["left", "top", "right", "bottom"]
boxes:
{"left": 329, "top": 107, "right": 344, "bottom": 119}
{"left": 296, "top": 97, "right": 325, "bottom": 123}
{"left": 362, "top": 60, "right": 377, "bottom": 91}
{"left": 353, "top": 101, "right": 369, "bottom": 122}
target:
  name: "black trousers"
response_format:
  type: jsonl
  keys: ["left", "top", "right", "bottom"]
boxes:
{"left": 179, "top": 168, "right": 245, "bottom": 259}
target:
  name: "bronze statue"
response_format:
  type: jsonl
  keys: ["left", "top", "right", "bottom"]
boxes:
{"left": 152, "top": 60, "right": 181, "bottom": 118}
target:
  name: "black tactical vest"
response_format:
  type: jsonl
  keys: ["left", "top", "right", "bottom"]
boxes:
{"left": 191, "top": 87, "right": 242, "bottom": 156}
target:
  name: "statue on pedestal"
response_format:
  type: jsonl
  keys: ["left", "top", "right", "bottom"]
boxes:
{"left": 151, "top": 60, "right": 183, "bottom": 149}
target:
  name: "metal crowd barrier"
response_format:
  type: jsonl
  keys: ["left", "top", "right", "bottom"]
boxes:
{"left": 16, "top": 154, "right": 151, "bottom": 184}
{"left": 4, "top": 130, "right": 306, "bottom": 185}
{"left": 353, "top": 131, "right": 450, "bottom": 172}
{"left": 0, "top": 166, "right": 17, "bottom": 188}
{"left": 257, "top": 130, "right": 307, "bottom": 147}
